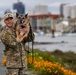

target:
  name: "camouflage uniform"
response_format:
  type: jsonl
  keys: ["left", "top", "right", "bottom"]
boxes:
{"left": 1, "top": 26, "right": 34, "bottom": 75}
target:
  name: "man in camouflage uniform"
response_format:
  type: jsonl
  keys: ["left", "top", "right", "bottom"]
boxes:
{"left": 1, "top": 13, "right": 34, "bottom": 75}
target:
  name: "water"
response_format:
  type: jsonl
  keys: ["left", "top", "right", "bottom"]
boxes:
{"left": 33, "top": 35, "right": 76, "bottom": 53}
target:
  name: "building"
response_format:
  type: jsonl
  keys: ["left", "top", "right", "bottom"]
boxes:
{"left": 60, "top": 3, "right": 76, "bottom": 19}
{"left": 29, "top": 14, "right": 59, "bottom": 32}
{"left": 68, "top": 18, "right": 76, "bottom": 32}
{"left": 28, "top": 9, "right": 34, "bottom": 15}
{"left": 28, "top": 5, "right": 48, "bottom": 15}
{"left": 13, "top": 1, "right": 25, "bottom": 14}
{"left": 60, "top": 4, "right": 67, "bottom": 17}
{"left": 55, "top": 21, "right": 69, "bottom": 32}
{"left": 34, "top": 5, "right": 48, "bottom": 15}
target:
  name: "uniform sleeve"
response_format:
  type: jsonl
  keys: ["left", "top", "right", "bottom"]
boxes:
{"left": 1, "top": 30, "right": 17, "bottom": 48}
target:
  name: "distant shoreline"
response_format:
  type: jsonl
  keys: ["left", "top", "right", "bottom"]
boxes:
{"left": 34, "top": 41, "right": 67, "bottom": 45}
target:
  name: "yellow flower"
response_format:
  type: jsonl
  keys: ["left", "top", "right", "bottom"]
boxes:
{"left": 39, "top": 56, "right": 42, "bottom": 60}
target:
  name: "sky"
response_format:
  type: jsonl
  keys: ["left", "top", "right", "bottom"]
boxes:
{"left": 0, "top": 0, "right": 76, "bottom": 17}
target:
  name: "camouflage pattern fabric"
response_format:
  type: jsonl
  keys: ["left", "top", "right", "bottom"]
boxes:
{"left": 1, "top": 26, "right": 34, "bottom": 75}
{"left": 6, "top": 68, "right": 28, "bottom": 75}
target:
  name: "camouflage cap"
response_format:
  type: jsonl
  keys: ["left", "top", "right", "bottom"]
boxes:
{"left": 4, "top": 13, "right": 13, "bottom": 20}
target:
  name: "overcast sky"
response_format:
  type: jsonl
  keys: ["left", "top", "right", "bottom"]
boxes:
{"left": 0, "top": 0, "right": 76, "bottom": 17}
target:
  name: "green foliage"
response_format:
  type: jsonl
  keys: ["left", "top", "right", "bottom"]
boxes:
{"left": 34, "top": 49, "right": 60, "bottom": 63}
{"left": 51, "top": 49, "right": 76, "bottom": 72}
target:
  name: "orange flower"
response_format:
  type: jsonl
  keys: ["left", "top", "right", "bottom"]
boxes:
{"left": 2, "top": 57, "right": 6, "bottom": 66}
